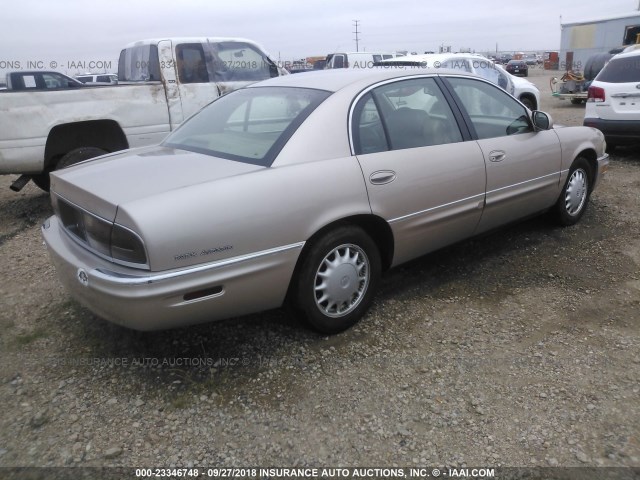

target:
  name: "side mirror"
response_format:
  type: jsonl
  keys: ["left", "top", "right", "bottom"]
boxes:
{"left": 532, "top": 110, "right": 553, "bottom": 130}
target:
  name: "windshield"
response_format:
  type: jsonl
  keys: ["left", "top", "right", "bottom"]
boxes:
{"left": 164, "top": 86, "right": 331, "bottom": 166}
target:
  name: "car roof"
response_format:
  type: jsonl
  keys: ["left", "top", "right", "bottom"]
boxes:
{"left": 122, "top": 37, "right": 263, "bottom": 48}
{"left": 381, "top": 53, "right": 490, "bottom": 64}
{"left": 611, "top": 48, "right": 640, "bottom": 59}
{"left": 247, "top": 67, "right": 469, "bottom": 93}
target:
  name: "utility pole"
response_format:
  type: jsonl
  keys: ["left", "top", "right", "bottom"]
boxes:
{"left": 353, "top": 20, "right": 361, "bottom": 52}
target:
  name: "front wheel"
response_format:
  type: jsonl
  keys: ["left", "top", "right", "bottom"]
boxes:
{"left": 295, "top": 226, "right": 381, "bottom": 334}
{"left": 552, "top": 157, "right": 592, "bottom": 226}
{"left": 520, "top": 96, "right": 536, "bottom": 110}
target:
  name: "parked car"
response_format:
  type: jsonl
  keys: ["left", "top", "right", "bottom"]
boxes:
{"left": 42, "top": 69, "right": 608, "bottom": 333}
{"left": 2, "top": 71, "right": 85, "bottom": 90}
{"left": 378, "top": 53, "right": 540, "bottom": 109}
{"left": 505, "top": 59, "right": 528, "bottom": 77}
{"left": 497, "top": 54, "right": 513, "bottom": 64}
{"left": 0, "top": 37, "right": 285, "bottom": 193}
{"left": 325, "top": 52, "right": 396, "bottom": 69}
{"left": 75, "top": 73, "right": 118, "bottom": 85}
{"left": 584, "top": 48, "right": 640, "bottom": 148}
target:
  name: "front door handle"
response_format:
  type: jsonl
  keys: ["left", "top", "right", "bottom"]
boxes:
{"left": 489, "top": 150, "right": 506, "bottom": 162}
{"left": 369, "top": 170, "right": 396, "bottom": 185}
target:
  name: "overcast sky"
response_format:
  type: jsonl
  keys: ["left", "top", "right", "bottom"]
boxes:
{"left": 1, "top": 0, "right": 639, "bottom": 76}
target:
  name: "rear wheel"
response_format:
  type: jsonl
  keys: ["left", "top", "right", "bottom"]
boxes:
{"left": 552, "top": 157, "right": 592, "bottom": 226}
{"left": 295, "top": 226, "right": 381, "bottom": 334}
{"left": 56, "top": 147, "right": 107, "bottom": 169}
{"left": 31, "top": 173, "right": 51, "bottom": 192}
{"left": 31, "top": 147, "right": 108, "bottom": 192}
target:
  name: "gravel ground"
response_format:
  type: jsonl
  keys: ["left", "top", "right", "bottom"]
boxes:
{"left": 0, "top": 68, "right": 639, "bottom": 475}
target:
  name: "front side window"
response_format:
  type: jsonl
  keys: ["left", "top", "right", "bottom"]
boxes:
{"left": 446, "top": 77, "right": 532, "bottom": 139}
{"left": 352, "top": 77, "right": 463, "bottom": 154}
{"left": 42, "top": 73, "right": 64, "bottom": 88}
{"left": 164, "top": 86, "right": 330, "bottom": 166}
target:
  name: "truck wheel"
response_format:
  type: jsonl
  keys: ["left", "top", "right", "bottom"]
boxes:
{"left": 31, "top": 174, "right": 51, "bottom": 192}
{"left": 570, "top": 98, "right": 584, "bottom": 105}
{"left": 31, "top": 147, "right": 108, "bottom": 192}
{"left": 56, "top": 147, "right": 108, "bottom": 169}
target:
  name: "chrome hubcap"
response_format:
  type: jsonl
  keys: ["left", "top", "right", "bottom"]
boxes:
{"left": 314, "top": 244, "right": 369, "bottom": 318}
{"left": 565, "top": 168, "right": 587, "bottom": 216}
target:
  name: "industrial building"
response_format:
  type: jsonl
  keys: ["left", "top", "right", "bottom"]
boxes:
{"left": 559, "top": 11, "right": 640, "bottom": 71}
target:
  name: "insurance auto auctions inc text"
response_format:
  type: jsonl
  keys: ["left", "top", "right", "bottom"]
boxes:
{"left": 205, "top": 467, "right": 496, "bottom": 478}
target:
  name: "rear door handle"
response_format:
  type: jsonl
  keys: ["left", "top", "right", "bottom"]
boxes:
{"left": 489, "top": 150, "right": 506, "bottom": 162}
{"left": 369, "top": 170, "right": 396, "bottom": 185}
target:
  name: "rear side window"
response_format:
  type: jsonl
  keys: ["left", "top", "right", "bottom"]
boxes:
{"left": 352, "top": 77, "right": 463, "bottom": 154}
{"left": 176, "top": 42, "right": 277, "bottom": 84}
{"left": 119, "top": 44, "right": 161, "bottom": 82}
{"left": 596, "top": 56, "right": 640, "bottom": 83}
{"left": 333, "top": 55, "right": 345, "bottom": 68}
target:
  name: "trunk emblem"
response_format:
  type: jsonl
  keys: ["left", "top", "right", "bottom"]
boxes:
{"left": 77, "top": 268, "right": 89, "bottom": 287}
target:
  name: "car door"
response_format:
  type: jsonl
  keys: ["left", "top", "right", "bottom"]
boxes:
{"left": 352, "top": 76, "right": 486, "bottom": 267}
{"left": 442, "top": 76, "right": 562, "bottom": 234}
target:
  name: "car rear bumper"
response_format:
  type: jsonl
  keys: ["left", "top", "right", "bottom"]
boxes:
{"left": 583, "top": 118, "right": 640, "bottom": 144}
{"left": 41, "top": 216, "right": 303, "bottom": 331}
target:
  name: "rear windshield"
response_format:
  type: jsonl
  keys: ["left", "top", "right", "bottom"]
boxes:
{"left": 596, "top": 56, "right": 640, "bottom": 83}
{"left": 163, "top": 86, "right": 330, "bottom": 166}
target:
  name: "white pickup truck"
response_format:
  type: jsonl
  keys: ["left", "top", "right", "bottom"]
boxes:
{"left": 0, "top": 37, "right": 285, "bottom": 191}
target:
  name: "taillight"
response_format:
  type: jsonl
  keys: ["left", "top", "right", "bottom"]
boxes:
{"left": 587, "top": 86, "right": 605, "bottom": 103}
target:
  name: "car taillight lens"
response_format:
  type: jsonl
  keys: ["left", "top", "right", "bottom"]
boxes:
{"left": 111, "top": 224, "right": 147, "bottom": 265}
{"left": 53, "top": 194, "right": 148, "bottom": 268}
{"left": 587, "top": 86, "right": 605, "bottom": 103}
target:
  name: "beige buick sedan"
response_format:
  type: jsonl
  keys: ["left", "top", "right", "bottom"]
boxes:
{"left": 42, "top": 69, "right": 609, "bottom": 333}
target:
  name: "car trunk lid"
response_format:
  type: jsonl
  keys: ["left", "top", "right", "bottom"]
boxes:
{"left": 50, "top": 145, "right": 264, "bottom": 221}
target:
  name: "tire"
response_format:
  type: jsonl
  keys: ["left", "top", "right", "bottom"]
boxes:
{"left": 520, "top": 96, "right": 536, "bottom": 110}
{"left": 552, "top": 157, "right": 592, "bottom": 226}
{"left": 31, "top": 147, "right": 108, "bottom": 192}
{"left": 570, "top": 98, "right": 584, "bottom": 105}
{"left": 31, "top": 173, "right": 51, "bottom": 192}
{"left": 295, "top": 226, "right": 381, "bottom": 334}
{"left": 56, "top": 147, "right": 108, "bottom": 169}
